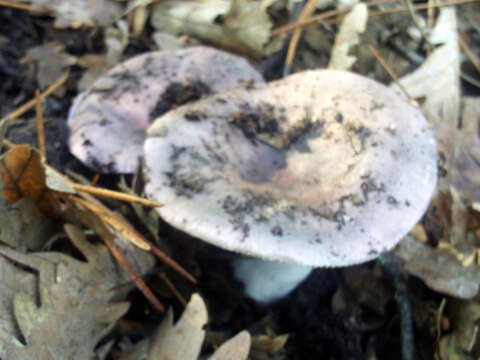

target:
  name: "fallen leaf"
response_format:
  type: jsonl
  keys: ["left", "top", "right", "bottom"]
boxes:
{"left": 328, "top": 3, "right": 368, "bottom": 70}
{"left": 448, "top": 299, "right": 480, "bottom": 352}
{"left": 250, "top": 333, "right": 288, "bottom": 359}
{"left": 391, "top": 7, "right": 460, "bottom": 176}
{"left": 148, "top": 293, "right": 207, "bottom": 360}
{"left": 20, "top": 42, "right": 74, "bottom": 96}
{"left": 151, "top": 0, "right": 283, "bottom": 58}
{"left": 120, "top": 294, "right": 252, "bottom": 360}
{"left": 0, "top": 144, "right": 60, "bottom": 215}
{"left": 76, "top": 20, "right": 129, "bottom": 91}
{"left": 25, "top": 0, "right": 123, "bottom": 28}
{"left": 395, "top": 235, "right": 480, "bottom": 299}
{"left": 0, "top": 250, "right": 36, "bottom": 342}
{"left": 389, "top": 7, "right": 478, "bottom": 298}
{"left": 0, "top": 142, "right": 163, "bottom": 307}
{"left": 0, "top": 196, "right": 53, "bottom": 251}
{"left": 0, "top": 224, "right": 131, "bottom": 360}
{"left": 208, "top": 330, "right": 251, "bottom": 360}
{"left": 447, "top": 97, "right": 480, "bottom": 203}
{"left": 152, "top": 31, "right": 195, "bottom": 51}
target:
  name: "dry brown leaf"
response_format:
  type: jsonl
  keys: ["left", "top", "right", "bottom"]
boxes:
{"left": 0, "top": 196, "right": 53, "bottom": 251}
{"left": 328, "top": 2, "right": 368, "bottom": 70}
{"left": 76, "top": 21, "right": 129, "bottom": 91}
{"left": 0, "top": 249, "right": 36, "bottom": 342}
{"left": 0, "top": 143, "right": 173, "bottom": 309}
{"left": 72, "top": 195, "right": 151, "bottom": 251}
{"left": 208, "top": 330, "right": 251, "bottom": 360}
{"left": 148, "top": 293, "right": 207, "bottom": 360}
{"left": 388, "top": 7, "right": 479, "bottom": 297}
{"left": 395, "top": 235, "right": 480, "bottom": 299}
{"left": 447, "top": 299, "right": 480, "bottom": 353}
{"left": 447, "top": 97, "right": 480, "bottom": 203}
{"left": 151, "top": 0, "right": 282, "bottom": 58}
{"left": 0, "top": 224, "right": 131, "bottom": 360}
{"left": 0, "top": 144, "right": 60, "bottom": 215}
{"left": 390, "top": 8, "right": 459, "bottom": 196}
{"left": 391, "top": 7, "right": 460, "bottom": 174}
{"left": 120, "top": 294, "right": 252, "bottom": 360}
{"left": 62, "top": 193, "right": 163, "bottom": 309}
{"left": 250, "top": 333, "right": 289, "bottom": 359}
{"left": 20, "top": 42, "right": 75, "bottom": 96}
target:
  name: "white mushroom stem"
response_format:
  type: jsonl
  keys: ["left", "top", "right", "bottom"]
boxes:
{"left": 233, "top": 258, "right": 313, "bottom": 303}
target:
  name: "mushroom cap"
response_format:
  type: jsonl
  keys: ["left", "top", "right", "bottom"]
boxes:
{"left": 144, "top": 70, "right": 437, "bottom": 267}
{"left": 67, "top": 46, "right": 264, "bottom": 173}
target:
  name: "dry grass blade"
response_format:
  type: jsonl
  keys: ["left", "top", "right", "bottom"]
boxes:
{"left": 101, "top": 234, "right": 165, "bottom": 312}
{"left": 0, "top": 0, "right": 47, "bottom": 12}
{"left": 458, "top": 33, "right": 480, "bottom": 74}
{"left": 426, "top": 0, "right": 435, "bottom": 54}
{"left": 71, "top": 183, "right": 163, "bottom": 208}
{"left": 159, "top": 272, "right": 188, "bottom": 306}
{"left": 427, "top": 0, "right": 435, "bottom": 28}
{"left": 271, "top": 0, "right": 391, "bottom": 36}
{"left": 366, "top": 0, "right": 480, "bottom": 19}
{"left": 0, "top": 74, "right": 196, "bottom": 312}
{"left": 369, "top": 45, "right": 414, "bottom": 102}
{"left": 272, "top": 0, "right": 480, "bottom": 35}
{"left": 73, "top": 192, "right": 196, "bottom": 284}
{"left": 1, "top": 70, "right": 69, "bottom": 123}
{"left": 72, "top": 195, "right": 152, "bottom": 250}
{"left": 65, "top": 194, "right": 164, "bottom": 311}
{"left": 35, "top": 90, "right": 46, "bottom": 159}
{"left": 150, "top": 245, "right": 197, "bottom": 284}
{"left": 285, "top": 0, "right": 318, "bottom": 71}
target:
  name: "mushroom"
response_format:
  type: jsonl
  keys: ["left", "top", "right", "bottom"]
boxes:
{"left": 67, "top": 46, "right": 264, "bottom": 173}
{"left": 143, "top": 70, "right": 437, "bottom": 303}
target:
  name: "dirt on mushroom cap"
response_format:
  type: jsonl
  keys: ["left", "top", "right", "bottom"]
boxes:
{"left": 144, "top": 70, "right": 438, "bottom": 267}
{"left": 67, "top": 46, "right": 264, "bottom": 173}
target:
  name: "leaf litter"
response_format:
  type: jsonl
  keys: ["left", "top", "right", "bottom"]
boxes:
{"left": 0, "top": 0, "right": 480, "bottom": 358}
{"left": 0, "top": 224, "right": 131, "bottom": 360}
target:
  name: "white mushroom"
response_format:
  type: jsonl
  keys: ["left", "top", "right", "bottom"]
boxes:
{"left": 143, "top": 70, "right": 437, "bottom": 303}
{"left": 67, "top": 46, "right": 264, "bottom": 173}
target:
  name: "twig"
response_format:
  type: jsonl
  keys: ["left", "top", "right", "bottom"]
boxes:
{"left": 426, "top": 0, "right": 435, "bottom": 55}
{"left": 102, "top": 234, "right": 165, "bottom": 312}
{"left": 458, "top": 32, "right": 480, "bottom": 74}
{"left": 367, "top": 0, "right": 480, "bottom": 18}
{"left": 460, "top": 71, "right": 480, "bottom": 88}
{"left": 389, "top": 37, "right": 425, "bottom": 65}
{"left": 272, "top": 0, "right": 394, "bottom": 36}
{"left": 90, "top": 173, "right": 100, "bottom": 186}
{"left": 150, "top": 245, "right": 197, "bottom": 284}
{"left": 284, "top": 0, "right": 319, "bottom": 75}
{"left": 368, "top": 45, "right": 414, "bottom": 102}
{"left": 2, "top": 138, "right": 15, "bottom": 149}
{"left": 73, "top": 193, "right": 196, "bottom": 284}
{"left": 35, "top": 90, "right": 46, "bottom": 160}
{"left": 273, "top": 0, "right": 480, "bottom": 35}
{"left": 159, "top": 272, "right": 188, "bottom": 306}
{"left": 1, "top": 70, "right": 69, "bottom": 123}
